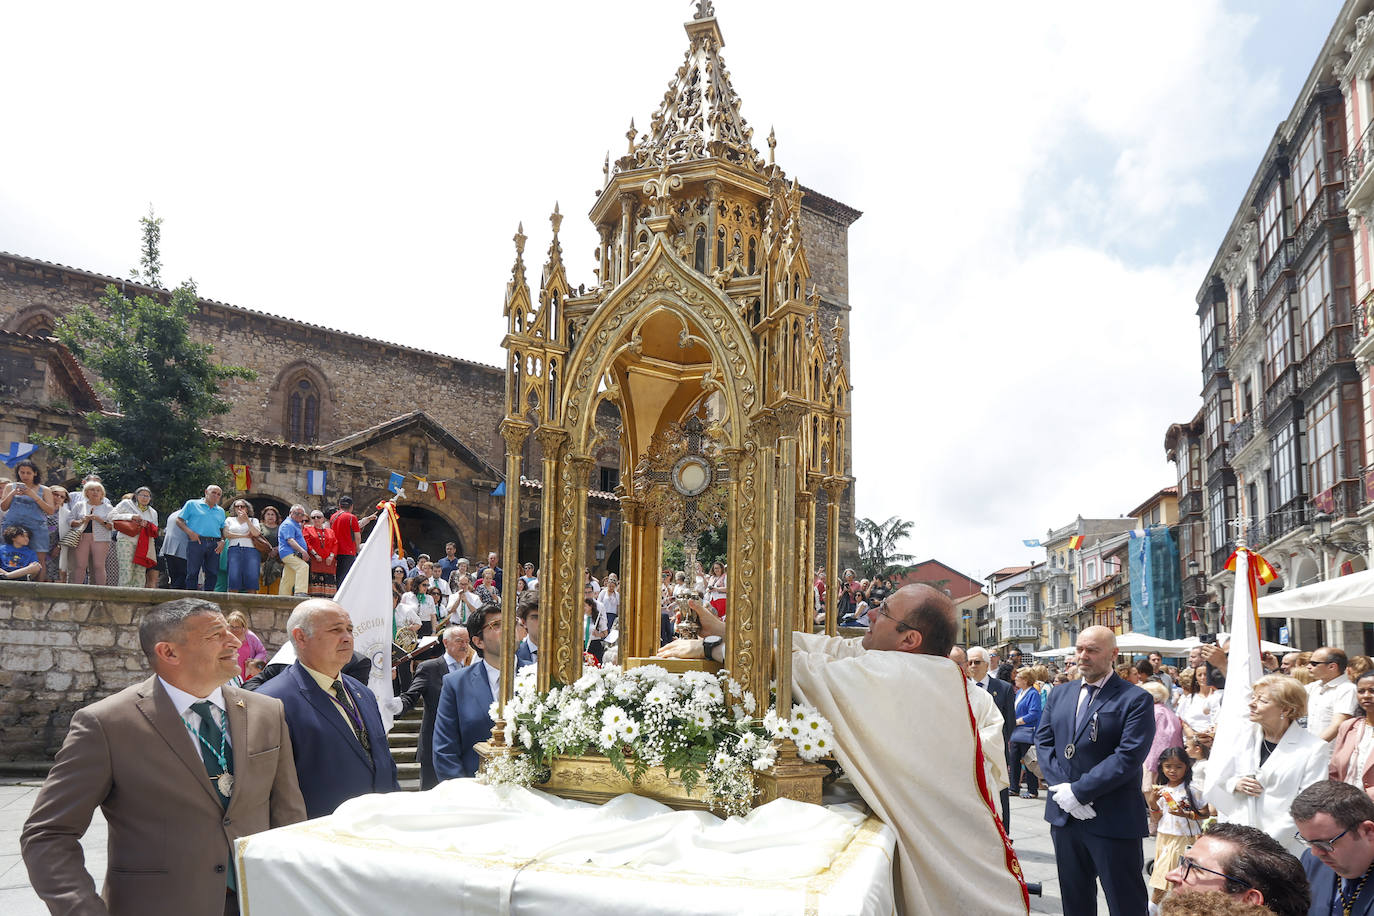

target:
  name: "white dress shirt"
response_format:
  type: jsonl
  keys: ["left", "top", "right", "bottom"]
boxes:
{"left": 158, "top": 677, "right": 229, "bottom": 756}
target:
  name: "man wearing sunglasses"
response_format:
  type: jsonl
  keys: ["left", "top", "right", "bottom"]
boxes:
{"left": 1163, "top": 822, "right": 1308, "bottom": 915}
{"left": 1291, "top": 780, "right": 1374, "bottom": 916}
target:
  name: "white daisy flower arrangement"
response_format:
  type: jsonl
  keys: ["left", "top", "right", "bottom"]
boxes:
{"left": 479, "top": 665, "right": 834, "bottom": 816}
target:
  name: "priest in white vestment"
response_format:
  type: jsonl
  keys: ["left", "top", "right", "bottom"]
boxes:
{"left": 666, "top": 585, "right": 1029, "bottom": 914}
{"left": 790, "top": 585, "right": 1028, "bottom": 916}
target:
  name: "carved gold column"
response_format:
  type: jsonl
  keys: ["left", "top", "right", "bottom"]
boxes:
{"left": 773, "top": 404, "right": 803, "bottom": 717}
{"left": 821, "top": 476, "right": 848, "bottom": 637}
{"left": 565, "top": 454, "right": 595, "bottom": 681}
{"left": 751, "top": 412, "right": 780, "bottom": 706}
{"left": 617, "top": 494, "right": 650, "bottom": 661}
{"left": 493, "top": 418, "right": 532, "bottom": 744}
{"left": 722, "top": 444, "right": 759, "bottom": 700}
{"left": 534, "top": 426, "right": 567, "bottom": 692}
{"left": 619, "top": 193, "right": 635, "bottom": 282}
{"left": 796, "top": 488, "right": 815, "bottom": 636}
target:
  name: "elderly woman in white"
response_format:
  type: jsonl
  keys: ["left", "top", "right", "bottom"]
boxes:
{"left": 1205, "top": 674, "right": 1331, "bottom": 856}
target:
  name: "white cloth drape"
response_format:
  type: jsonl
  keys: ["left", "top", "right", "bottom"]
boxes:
{"left": 237, "top": 782, "right": 896, "bottom": 916}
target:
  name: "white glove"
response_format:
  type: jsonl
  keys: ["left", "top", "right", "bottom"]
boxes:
{"left": 1052, "top": 784, "right": 1081, "bottom": 811}
{"left": 1069, "top": 802, "right": 1097, "bottom": 820}
{"left": 386, "top": 697, "right": 404, "bottom": 715}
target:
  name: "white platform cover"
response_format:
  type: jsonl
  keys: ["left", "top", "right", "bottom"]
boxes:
{"left": 236, "top": 780, "right": 896, "bottom": 916}
{"left": 1258, "top": 569, "right": 1374, "bottom": 622}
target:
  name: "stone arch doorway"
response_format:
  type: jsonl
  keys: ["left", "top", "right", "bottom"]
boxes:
{"left": 249, "top": 496, "right": 290, "bottom": 523}
{"left": 518, "top": 527, "right": 541, "bottom": 568}
{"left": 396, "top": 505, "right": 462, "bottom": 561}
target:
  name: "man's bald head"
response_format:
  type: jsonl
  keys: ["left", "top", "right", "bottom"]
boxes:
{"left": 1076, "top": 625, "right": 1118, "bottom": 681}
{"left": 862, "top": 583, "right": 951, "bottom": 654}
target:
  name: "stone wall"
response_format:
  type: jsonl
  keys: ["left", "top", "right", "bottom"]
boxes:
{"left": 0, "top": 581, "right": 298, "bottom": 767}
{"left": 0, "top": 256, "right": 510, "bottom": 469}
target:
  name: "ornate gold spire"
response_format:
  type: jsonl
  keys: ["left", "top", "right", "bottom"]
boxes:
{"left": 623, "top": 6, "right": 762, "bottom": 173}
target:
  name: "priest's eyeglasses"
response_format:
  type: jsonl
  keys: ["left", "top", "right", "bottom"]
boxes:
{"left": 1174, "top": 855, "right": 1253, "bottom": 891}
{"left": 872, "top": 602, "right": 913, "bottom": 632}
{"left": 1294, "top": 827, "right": 1350, "bottom": 853}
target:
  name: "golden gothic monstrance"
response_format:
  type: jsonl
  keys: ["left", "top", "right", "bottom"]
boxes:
{"left": 479, "top": 2, "right": 852, "bottom": 809}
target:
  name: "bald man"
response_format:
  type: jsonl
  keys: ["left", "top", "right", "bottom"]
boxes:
{"left": 1034, "top": 625, "right": 1155, "bottom": 916}
{"left": 790, "top": 585, "right": 1029, "bottom": 914}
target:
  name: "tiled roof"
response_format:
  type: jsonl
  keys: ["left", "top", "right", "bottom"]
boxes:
{"left": 1, "top": 251, "right": 503, "bottom": 373}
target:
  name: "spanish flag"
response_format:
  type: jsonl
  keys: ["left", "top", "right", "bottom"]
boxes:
{"left": 434, "top": 481, "right": 447, "bottom": 501}
{"left": 1068, "top": 535, "right": 1085, "bottom": 550}
{"left": 231, "top": 464, "right": 251, "bottom": 491}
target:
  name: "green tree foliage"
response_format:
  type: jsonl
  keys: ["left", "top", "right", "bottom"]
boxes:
{"left": 661, "top": 525, "right": 728, "bottom": 576}
{"left": 856, "top": 515, "right": 915, "bottom": 579}
{"left": 39, "top": 211, "right": 255, "bottom": 509}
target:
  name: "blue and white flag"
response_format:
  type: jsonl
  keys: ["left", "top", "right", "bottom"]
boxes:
{"left": 600, "top": 516, "right": 612, "bottom": 536}
{"left": 492, "top": 480, "right": 506, "bottom": 497}
{"left": 306, "top": 470, "right": 326, "bottom": 495}
{"left": 1021, "top": 539, "right": 1041, "bottom": 548}
{"left": 387, "top": 471, "right": 404, "bottom": 493}
{"left": 4, "top": 442, "right": 37, "bottom": 468}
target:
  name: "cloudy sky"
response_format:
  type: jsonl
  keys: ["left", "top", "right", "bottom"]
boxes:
{"left": 0, "top": 0, "right": 1346, "bottom": 580}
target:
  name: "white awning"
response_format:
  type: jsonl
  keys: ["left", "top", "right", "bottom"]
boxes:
{"left": 1258, "top": 569, "right": 1374, "bottom": 622}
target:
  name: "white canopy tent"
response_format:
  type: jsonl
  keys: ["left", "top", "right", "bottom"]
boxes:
{"left": 1176, "top": 634, "right": 1292, "bottom": 655}
{"left": 1257, "top": 569, "right": 1374, "bottom": 622}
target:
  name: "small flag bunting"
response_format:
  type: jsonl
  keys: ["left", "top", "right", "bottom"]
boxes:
{"left": 600, "top": 516, "right": 612, "bottom": 536}
{"left": 387, "top": 472, "right": 404, "bottom": 493}
{"left": 1068, "top": 535, "right": 1085, "bottom": 550}
{"left": 415, "top": 476, "right": 430, "bottom": 492}
{"left": 307, "top": 470, "right": 326, "bottom": 495}
{"left": 492, "top": 481, "right": 506, "bottom": 497}
{"left": 231, "top": 464, "right": 252, "bottom": 491}
{"left": 435, "top": 481, "right": 446, "bottom": 501}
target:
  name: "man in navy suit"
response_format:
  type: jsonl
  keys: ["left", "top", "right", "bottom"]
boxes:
{"left": 514, "top": 591, "right": 539, "bottom": 671}
{"left": 397, "top": 624, "right": 471, "bottom": 790}
{"left": 259, "top": 599, "right": 399, "bottom": 819}
{"left": 1292, "top": 780, "right": 1374, "bottom": 916}
{"left": 969, "top": 646, "right": 1016, "bottom": 829}
{"left": 1035, "top": 625, "right": 1154, "bottom": 916}
{"left": 433, "top": 603, "right": 502, "bottom": 780}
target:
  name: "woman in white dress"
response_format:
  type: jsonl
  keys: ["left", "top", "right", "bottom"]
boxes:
{"left": 109, "top": 487, "right": 159, "bottom": 588}
{"left": 69, "top": 480, "right": 113, "bottom": 586}
{"left": 1207, "top": 674, "right": 1331, "bottom": 855}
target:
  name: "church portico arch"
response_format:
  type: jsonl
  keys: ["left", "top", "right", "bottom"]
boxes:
{"left": 396, "top": 504, "right": 463, "bottom": 563}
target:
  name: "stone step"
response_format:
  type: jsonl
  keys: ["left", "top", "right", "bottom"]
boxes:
{"left": 397, "top": 762, "right": 421, "bottom": 783}
{"left": 392, "top": 747, "right": 416, "bottom": 764}
{"left": 389, "top": 732, "right": 419, "bottom": 748}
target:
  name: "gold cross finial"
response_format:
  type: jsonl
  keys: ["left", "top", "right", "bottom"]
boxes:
{"left": 514, "top": 223, "right": 526, "bottom": 256}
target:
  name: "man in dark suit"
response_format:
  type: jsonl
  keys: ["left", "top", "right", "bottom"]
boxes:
{"left": 969, "top": 645, "right": 1016, "bottom": 830}
{"left": 21, "top": 598, "right": 306, "bottom": 916}
{"left": 259, "top": 598, "right": 399, "bottom": 819}
{"left": 433, "top": 603, "right": 501, "bottom": 780}
{"left": 1035, "top": 625, "right": 1154, "bottom": 916}
{"left": 1292, "top": 780, "right": 1374, "bottom": 916}
{"left": 398, "top": 624, "right": 472, "bottom": 790}
{"left": 514, "top": 590, "right": 539, "bottom": 670}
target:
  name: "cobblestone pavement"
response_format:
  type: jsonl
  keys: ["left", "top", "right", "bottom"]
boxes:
{"left": 2, "top": 778, "right": 1145, "bottom": 914}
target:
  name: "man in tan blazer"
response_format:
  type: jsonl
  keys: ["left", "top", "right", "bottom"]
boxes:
{"left": 21, "top": 597, "right": 306, "bottom": 915}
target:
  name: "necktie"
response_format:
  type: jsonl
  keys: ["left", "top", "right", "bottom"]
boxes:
{"left": 1076, "top": 684, "right": 1100, "bottom": 730}
{"left": 189, "top": 701, "right": 232, "bottom": 805}
{"left": 331, "top": 680, "right": 371, "bottom": 753}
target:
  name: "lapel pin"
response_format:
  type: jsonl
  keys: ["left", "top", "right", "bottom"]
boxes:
{"left": 236, "top": 699, "right": 245, "bottom": 708}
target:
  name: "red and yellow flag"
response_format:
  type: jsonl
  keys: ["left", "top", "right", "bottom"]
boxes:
{"left": 434, "top": 481, "right": 447, "bottom": 501}
{"left": 1067, "top": 535, "right": 1085, "bottom": 550}
{"left": 230, "top": 464, "right": 251, "bottom": 491}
